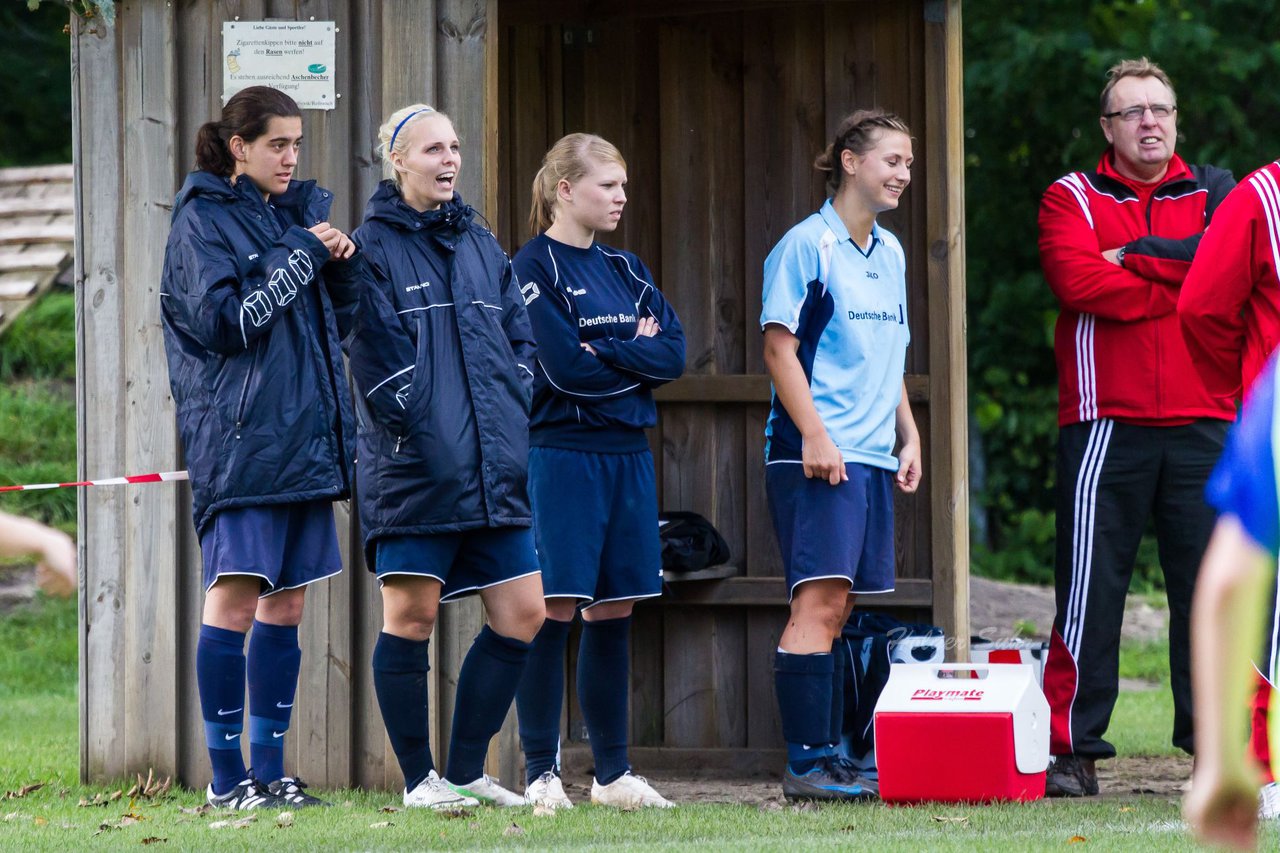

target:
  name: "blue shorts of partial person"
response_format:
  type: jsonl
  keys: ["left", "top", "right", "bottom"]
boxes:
{"left": 200, "top": 500, "right": 342, "bottom": 597}
{"left": 765, "top": 461, "right": 896, "bottom": 600}
{"left": 374, "top": 526, "right": 541, "bottom": 603}
{"left": 528, "top": 446, "right": 663, "bottom": 608}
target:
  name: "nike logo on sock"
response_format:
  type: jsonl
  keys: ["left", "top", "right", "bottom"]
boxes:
{"left": 216, "top": 707, "right": 242, "bottom": 716}
{"left": 272, "top": 731, "right": 286, "bottom": 739}
{"left": 223, "top": 733, "right": 238, "bottom": 741}
{"left": 276, "top": 701, "right": 293, "bottom": 709}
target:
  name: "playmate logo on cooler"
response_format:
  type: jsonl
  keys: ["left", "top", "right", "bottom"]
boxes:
{"left": 910, "top": 688, "right": 985, "bottom": 701}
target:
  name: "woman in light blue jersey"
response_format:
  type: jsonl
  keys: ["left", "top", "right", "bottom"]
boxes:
{"left": 760, "top": 109, "right": 922, "bottom": 802}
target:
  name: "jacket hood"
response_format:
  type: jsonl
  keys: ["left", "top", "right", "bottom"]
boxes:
{"left": 363, "top": 179, "right": 474, "bottom": 234}
{"left": 172, "top": 170, "right": 318, "bottom": 221}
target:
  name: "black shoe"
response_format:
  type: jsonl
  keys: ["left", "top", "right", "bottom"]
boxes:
{"left": 829, "top": 755, "right": 881, "bottom": 798}
{"left": 782, "top": 758, "right": 875, "bottom": 802}
{"left": 206, "top": 777, "right": 285, "bottom": 810}
{"left": 1044, "top": 754, "right": 1099, "bottom": 797}
{"left": 266, "top": 776, "right": 331, "bottom": 807}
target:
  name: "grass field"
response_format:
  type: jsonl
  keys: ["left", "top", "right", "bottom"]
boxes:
{"left": 2, "top": 595, "right": 1275, "bottom": 850}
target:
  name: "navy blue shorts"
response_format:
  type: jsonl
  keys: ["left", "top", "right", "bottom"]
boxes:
{"left": 374, "top": 526, "right": 541, "bottom": 603}
{"left": 200, "top": 500, "right": 342, "bottom": 597}
{"left": 528, "top": 446, "right": 663, "bottom": 607}
{"left": 765, "top": 461, "right": 896, "bottom": 600}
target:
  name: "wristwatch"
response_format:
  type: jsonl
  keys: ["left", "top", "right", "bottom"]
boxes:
{"left": 1116, "top": 246, "right": 1126, "bottom": 267}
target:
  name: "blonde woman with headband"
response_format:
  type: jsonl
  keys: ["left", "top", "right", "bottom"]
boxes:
{"left": 760, "top": 109, "right": 921, "bottom": 802}
{"left": 511, "top": 133, "right": 685, "bottom": 810}
{"left": 341, "top": 104, "right": 545, "bottom": 809}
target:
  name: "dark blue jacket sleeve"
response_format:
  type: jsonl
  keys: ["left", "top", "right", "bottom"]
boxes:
{"left": 322, "top": 251, "right": 371, "bottom": 341}
{"left": 590, "top": 272, "right": 686, "bottom": 387}
{"left": 340, "top": 248, "right": 418, "bottom": 433}
{"left": 503, "top": 260, "right": 537, "bottom": 398}
{"left": 166, "top": 209, "right": 331, "bottom": 355}
{"left": 525, "top": 279, "right": 645, "bottom": 403}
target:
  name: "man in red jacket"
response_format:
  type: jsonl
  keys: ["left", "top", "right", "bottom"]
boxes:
{"left": 1038, "top": 57, "right": 1236, "bottom": 797}
{"left": 1179, "top": 155, "right": 1280, "bottom": 820}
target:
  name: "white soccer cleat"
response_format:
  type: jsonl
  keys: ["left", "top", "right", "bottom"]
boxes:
{"left": 590, "top": 771, "right": 674, "bottom": 809}
{"left": 404, "top": 770, "right": 479, "bottom": 809}
{"left": 1260, "top": 781, "right": 1280, "bottom": 820}
{"left": 524, "top": 770, "right": 574, "bottom": 809}
{"left": 447, "top": 773, "right": 525, "bottom": 807}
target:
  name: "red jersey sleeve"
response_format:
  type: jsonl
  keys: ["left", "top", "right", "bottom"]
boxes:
{"left": 1178, "top": 183, "right": 1264, "bottom": 401}
{"left": 1039, "top": 180, "right": 1178, "bottom": 321}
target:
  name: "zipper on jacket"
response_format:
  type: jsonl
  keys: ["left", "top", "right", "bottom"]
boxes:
{"left": 394, "top": 435, "right": 404, "bottom": 453}
{"left": 234, "top": 359, "right": 254, "bottom": 439}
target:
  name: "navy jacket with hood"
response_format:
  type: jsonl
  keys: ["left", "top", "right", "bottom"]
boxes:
{"left": 347, "top": 181, "right": 535, "bottom": 564}
{"left": 161, "top": 170, "right": 360, "bottom": 535}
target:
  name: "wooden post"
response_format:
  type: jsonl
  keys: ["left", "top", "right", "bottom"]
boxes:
{"left": 924, "top": 0, "right": 970, "bottom": 659}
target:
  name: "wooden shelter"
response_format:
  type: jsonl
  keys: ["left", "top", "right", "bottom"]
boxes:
{"left": 0, "top": 165, "right": 74, "bottom": 335}
{"left": 73, "top": 0, "right": 966, "bottom": 787}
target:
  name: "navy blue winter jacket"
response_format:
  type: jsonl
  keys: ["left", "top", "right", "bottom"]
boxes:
{"left": 511, "top": 233, "right": 685, "bottom": 453}
{"left": 346, "top": 182, "right": 535, "bottom": 563}
{"left": 161, "top": 171, "right": 360, "bottom": 535}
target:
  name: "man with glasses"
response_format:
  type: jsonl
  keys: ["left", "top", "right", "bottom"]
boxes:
{"left": 1038, "top": 57, "right": 1236, "bottom": 797}
{"left": 1179, "top": 127, "right": 1280, "bottom": 823}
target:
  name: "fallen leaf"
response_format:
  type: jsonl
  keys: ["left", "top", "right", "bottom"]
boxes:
{"left": 932, "top": 815, "right": 969, "bottom": 824}
{"left": 379, "top": 805, "right": 400, "bottom": 813}
{"left": 208, "top": 820, "right": 231, "bottom": 830}
{"left": 178, "top": 805, "right": 211, "bottom": 816}
{"left": 532, "top": 804, "right": 555, "bottom": 818}
{"left": 370, "top": 821, "right": 394, "bottom": 828}
{"left": 3, "top": 812, "right": 20, "bottom": 822}
{"left": 789, "top": 801, "right": 818, "bottom": 813}
{"left": 33, "top": 816, "right": 47, "bottom": 826}
{"left": 757, "top": 800, "right": 783, "bottom": 812}
{"left": 1069, "top": 836, "right": 1088, "bottom": 844}
{"left": 94, "top": 821, "right": 122, "bottom": 836}
{"left": 79, "top": 793, "right": 111, "bottom": 808}
{"left": 120, "top": 815, "right": 142, "bottom": 826}
{"left": 503, "top": 822, "right": 526, "bottom": 837}
{"left": 232, "top": 816, "right": 255, "bottom": 829}
{"left": 840, "top": 824, "right": 857, "bottom": 832}
{"left": 437, "top": 808, "right": 470, "bottom": 819}
{"left": 109, "top": 790, "right": 124, "bottom": 802}
{"left": 276, "top": 811, "right": 294, "bottom": 828}
{"left": 1118, "top": 806, "right": 1133, "bottom": 813}
{"left": 3, "top": 782, "right": 45, "bottom": 799}
{"left": 140, "top": 838, "right": 167, "bottom": 845}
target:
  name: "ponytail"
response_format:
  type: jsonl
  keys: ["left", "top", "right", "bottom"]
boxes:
{"left": 192, "top": 86, "right": 301, "bottom": 177}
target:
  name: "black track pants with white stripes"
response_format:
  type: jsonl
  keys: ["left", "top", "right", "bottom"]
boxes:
{"left": 1042, "top": 417, "right": 1228, "bottom": 759}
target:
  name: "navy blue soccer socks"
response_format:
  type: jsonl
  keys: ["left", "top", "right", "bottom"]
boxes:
{"left": 578, "top": 616, "right": 633, "bottom": 785}
{"left": 373, "top": 631, "right": 435, "bottom": 791}
{"left": 246, "top": 620, "right": 301, "bottom": 784}
{"left": 197, "top": 624, "right": 249, "bottom": 796}
{"left": 775, "top": 649, "right": 836, "bottom": 773}
{"left": 516, "top": 617, "right": 574, "bottom": 783}
{"left": 444, "top": 625, "right": 533, "bottom": 785}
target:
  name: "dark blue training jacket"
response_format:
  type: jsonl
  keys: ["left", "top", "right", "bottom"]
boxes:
{"left": 347, "top": 182, "right": 536, "bottom": 564}
{"left": 161, "top": 171, "right": 361, "bottom": 535}
{"left": 511, "top": 233, "right": 685, "bottom": 453}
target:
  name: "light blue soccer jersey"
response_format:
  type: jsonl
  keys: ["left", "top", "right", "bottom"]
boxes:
{"left": 760, "top": 200, "right": 910, "bottom": 470}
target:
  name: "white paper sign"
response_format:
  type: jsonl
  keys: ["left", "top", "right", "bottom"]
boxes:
{"left": 222, "top": 21, "right": 337, "bottom": 110}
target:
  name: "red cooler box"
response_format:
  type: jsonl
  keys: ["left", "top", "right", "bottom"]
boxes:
{"left": 873, "top": 663, "right": 1049, "bottom": 804}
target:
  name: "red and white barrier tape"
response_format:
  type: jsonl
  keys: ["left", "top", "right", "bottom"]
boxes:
{"left": 0, "top": 470, "right": 189, "bottom": 493}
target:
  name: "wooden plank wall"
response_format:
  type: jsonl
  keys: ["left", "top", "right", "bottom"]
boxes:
{"left": 496, "top": 0, "right": 966, "bottom": 766}
{"left": 73, "top": 0, "right": 964, "bottom": 784}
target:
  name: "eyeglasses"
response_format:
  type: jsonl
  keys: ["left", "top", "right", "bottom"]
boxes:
{"left": 1103, "top": 103, "right": 1176, "bottom": 122}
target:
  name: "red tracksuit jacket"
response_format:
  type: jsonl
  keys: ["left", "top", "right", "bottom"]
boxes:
{"left": 1039, "top": 150, "right": 1236, "bottom": 426}
{"left": 1179, "top": 159, "right": 1280, "bottom": 403}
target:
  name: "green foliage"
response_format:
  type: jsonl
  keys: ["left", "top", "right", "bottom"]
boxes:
{"left": 0, "top": 291, "right": 75, "bottom": 381}
{"left": 0, "top": 292, "right": 77, "bottom": 530}
{"left": 1, "top": 1, "right": 72, "bottom": 166}
{"left": 965, "top": 0, "right": 1280, "bottom": 585}
{"left": 0, "top": 593, "right": 76, "bottom": 699}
